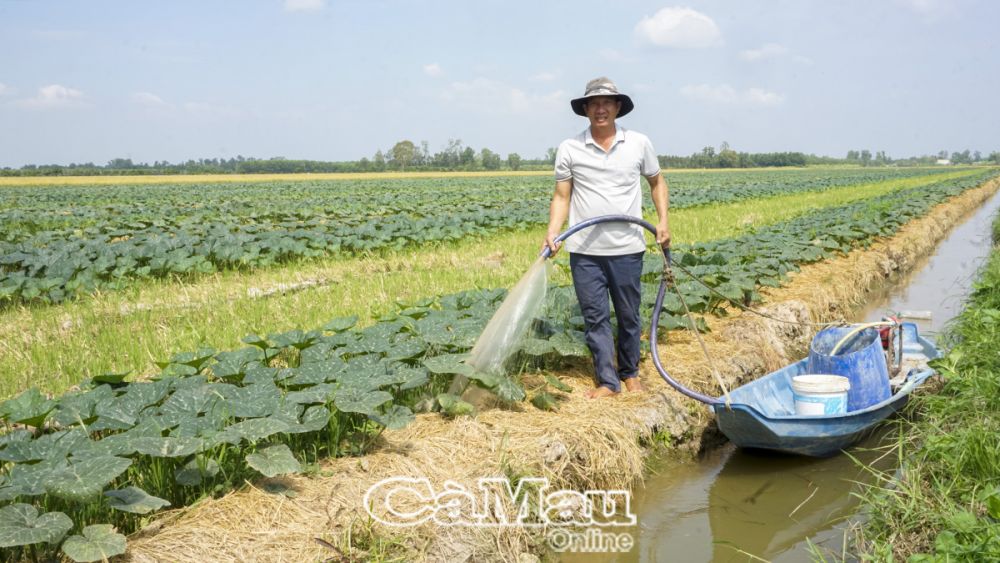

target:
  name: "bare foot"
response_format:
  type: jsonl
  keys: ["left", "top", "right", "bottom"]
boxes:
{"left": 585, "top": 386, "right": 619, "bottom": 399}
{"left": 623, "top": 378, "right": 644, "bottom": 393}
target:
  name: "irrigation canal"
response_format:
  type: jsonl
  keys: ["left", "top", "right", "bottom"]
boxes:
{"left": 562, "top": 187, "right": 1000, "bottom": 562}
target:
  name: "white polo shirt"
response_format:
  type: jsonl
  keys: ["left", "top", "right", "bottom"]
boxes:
{"left": 554, "top": 126, "right": 661, "bottom": 255}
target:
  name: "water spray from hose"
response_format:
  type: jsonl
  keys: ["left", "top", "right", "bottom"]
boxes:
{"left": 467, "top": 256, "right": 551, "bottom": 375}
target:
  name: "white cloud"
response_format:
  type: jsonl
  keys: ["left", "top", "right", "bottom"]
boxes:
{"left": 739, "top": 43, "right": 788, "bottom": 62}
{"left": 16, "top": 84, "right": 87, "bottom": 109}
{"left": 0, "top": 82, "right": 9, "bottom": 96}
{"left": 792, "top": 55, "right": 814, "bottom": 65}
{"left": 131, "top": 92, "right": 168, "bottom": 107}
{"left": 441, "top": 78, "right": 565, "bottom": 115}
{"left": 634, "top": 7, "right": 722, "bottom": 48}
{"left": 744, "top": 88, "right": 786, "bottom": 106}
{"left": 283, "top": 0, "right": 325, "bottom": 12}
{"left": 680, "top": 83, "right": 785, "bottom": 106}
{"left": 423, "top": 63, "right": 443, "bottom": 77}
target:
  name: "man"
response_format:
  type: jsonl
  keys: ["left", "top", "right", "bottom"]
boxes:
{"left": 544, "top": 77, "right": 670, "bottom": 399}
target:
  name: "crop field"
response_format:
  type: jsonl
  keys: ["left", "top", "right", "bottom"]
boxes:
{"left": 0, "top": 166, "right": 997, "bottom": 560}
{"left": 0, "top": 167, "right": 964, "bottom": 306}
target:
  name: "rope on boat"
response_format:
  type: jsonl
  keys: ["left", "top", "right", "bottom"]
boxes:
{"left": 663, "top": 260, "right": 732, "bottom": 408}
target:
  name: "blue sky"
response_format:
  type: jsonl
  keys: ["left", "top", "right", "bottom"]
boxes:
{"left": 1, "top": 0, "right": 997, "bottom": 167}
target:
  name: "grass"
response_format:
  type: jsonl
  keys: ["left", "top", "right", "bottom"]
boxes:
{"left": 0, "top": 170, "right": 982, "bottom": 399}
{"left": 851, "top": 215, "right": 1000, "bottom": 560}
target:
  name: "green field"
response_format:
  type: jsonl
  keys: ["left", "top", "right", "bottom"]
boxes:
{"left": 0, "top": 167, "right": 961, "bottom": 306}
{"left": 0, "top": 166, "right": 997, "bottom": 561}
{"left": 0, "top": 168, "right": 983, "bottom": 397}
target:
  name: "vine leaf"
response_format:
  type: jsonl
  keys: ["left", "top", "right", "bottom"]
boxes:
{"left": 0, "top": 503, "right": 73, "bottom": 548}
{"left": 61, "top": 524, "right": 127, "bottom": 562}
{"left": 104, "top": 486, "right": 171, "bottom": 514}
{"left": 246, "top": 444, "right": 302, "bottom": 478}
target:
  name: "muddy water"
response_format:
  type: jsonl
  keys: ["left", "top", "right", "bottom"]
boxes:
{"left": 562, "top": 189, "right": 1000, "bottom": 563}
{"left": 856, "top": 187, "right": 1000, "bottom": 336}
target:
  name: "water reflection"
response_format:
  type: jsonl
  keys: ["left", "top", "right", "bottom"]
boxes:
{"left": 562, "top": 432, "right": 895, "bottom": 563}
{"left": 707, "top": 436, "right": 895, "bottom": 561}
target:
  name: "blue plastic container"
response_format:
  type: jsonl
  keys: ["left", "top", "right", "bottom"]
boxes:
{"left": 807, "top": 327, "right": 890, "bottom": 411}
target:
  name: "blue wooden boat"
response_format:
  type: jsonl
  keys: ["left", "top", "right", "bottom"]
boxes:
{"left": 710, "top": 323, "right": 938, "bottom": 456}
{"left": 653, "top": 321, "right": 940, "bottom": 457}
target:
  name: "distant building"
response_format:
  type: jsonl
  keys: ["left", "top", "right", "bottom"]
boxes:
{"left": 936, "top": 159, "right": 951, "bottom": 165}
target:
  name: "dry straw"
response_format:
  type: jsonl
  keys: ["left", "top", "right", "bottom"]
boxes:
{"left": 127, "top": 179, "right": 1000, "bottom": 563}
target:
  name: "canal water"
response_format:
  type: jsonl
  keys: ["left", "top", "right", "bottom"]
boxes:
{"left": 563, "top": 188, "right": 1000, "bottom": 562}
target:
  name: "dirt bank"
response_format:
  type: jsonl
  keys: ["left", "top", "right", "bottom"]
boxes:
{"left": 126, "top": 178, "right": 1000, "bottom": 563}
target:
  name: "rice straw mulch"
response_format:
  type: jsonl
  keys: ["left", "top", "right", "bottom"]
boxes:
{"left": 126, "top": 178, "right": 1000, "bottom": 563}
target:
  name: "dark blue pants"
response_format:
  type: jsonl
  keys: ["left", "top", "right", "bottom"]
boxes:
{"left": 569, "top": 252, "right": 644, "bottom": 392}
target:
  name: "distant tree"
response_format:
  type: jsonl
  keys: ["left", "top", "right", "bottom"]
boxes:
{"left": 373, "top": 149, "right": 386, "bottom": 171}
{"left": 938, "top": 150, "right": 949, "bottom": 160}
{"left": 391, "top": 140, "right": 416, "bottom": 171}
{"left": 990, "top": 151, "right": 1000, "bottom": 165}
{"left": 480, "top": 148, "right": 502, "bottom": 170}
{"left": 507, "top": 153, "right": 522, "bottom": 171}
{"left": 418, "top": 140, "right": 431, "bottom": 166}
{"left": 432, "top": 139, "right": 464, "bottom": 169}
{"left": 107, "top": 158, "right": 135, "bottom": 169}
{"left": 718, "top": 147, "right": 739, "bottom": 168}
{"left": 846, "top": 150, "right": 860, "bottom": 161}
{"left": 460, "top": 147, "right": 476, "bottom": 167}
{"left": 358, "top": 157, "right": 371, "bottom": 171}
{"left": 951, "top": 150, "right": 971, "bottom": 164}
{"left": 973, "top": 150, "right": 982, "bottom": 163}
{"left": 545, "top": 147, "right": 558, "bottom": 164}
{"left": 875, "top": 150, "right": 889, "bottom": 165}
{"left": 691, "top": 146, "right": 716, "bottom": 168}
{"left": 860, "top": 150, "right": 872, "bottom": 166}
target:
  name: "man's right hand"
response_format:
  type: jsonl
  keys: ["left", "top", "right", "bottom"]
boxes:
{"left": 542, "top": 233, "right": 562, "bottom": 255}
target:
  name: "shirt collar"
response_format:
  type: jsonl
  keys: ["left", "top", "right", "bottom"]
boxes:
{"left": 584, "top": 125, "right": 626, "bottom": 148}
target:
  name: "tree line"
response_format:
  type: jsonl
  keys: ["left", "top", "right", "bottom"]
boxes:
{"left": 845, "top": 148, "right": 995, "bottom": 166}
{"left": 3, "top": 140, "right": 998, "bottom": 177}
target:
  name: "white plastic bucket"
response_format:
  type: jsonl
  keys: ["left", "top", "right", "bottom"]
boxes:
{"left": 791, "top": 374, "right": 850, "bottom": 416}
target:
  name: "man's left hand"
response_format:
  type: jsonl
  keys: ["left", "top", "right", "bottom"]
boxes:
{"left": 656, "top": 222, "right": 671, "bottom": 249}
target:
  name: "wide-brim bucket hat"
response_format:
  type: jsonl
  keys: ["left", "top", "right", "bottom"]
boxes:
{"left": 570, "top": 76, "right": 634, "bottom": 118}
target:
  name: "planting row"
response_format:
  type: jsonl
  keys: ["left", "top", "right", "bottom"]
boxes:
{"left": 0, "top": 168, "right": 961, "bottom": 305}
{"left": 0, "top": 169, "right": 994, "bottom": 560}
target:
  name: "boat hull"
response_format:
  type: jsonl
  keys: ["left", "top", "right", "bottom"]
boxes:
{"left": 711, "top": 323, "right": 938, "bottom": 457}
{"left": 714, "top": 394, "right": 910, "bottom": 457}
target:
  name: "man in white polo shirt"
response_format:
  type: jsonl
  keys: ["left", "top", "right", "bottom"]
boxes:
{"left": 544, "top": 77, "right": 670, "bottom": 399}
